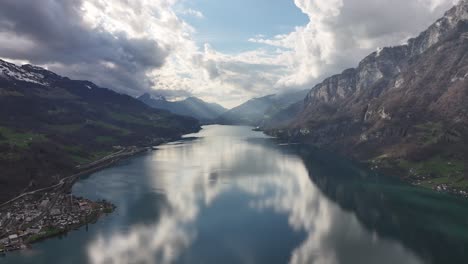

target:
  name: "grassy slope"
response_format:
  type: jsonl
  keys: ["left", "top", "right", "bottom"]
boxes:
{"left": 369, "top": 122, "right": 468, "bottom": 190}
{"left": 0, "top": 70, "right": 200, "bottom": 202}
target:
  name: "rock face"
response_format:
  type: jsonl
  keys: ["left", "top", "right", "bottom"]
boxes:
{"left": 272, "top": 1, "right": 468, "bottom": 163}
{"left": 138, "top": 93, "right": 227, "bottom": 122}
{"left": 0, "top": 59, "right": 200, "bottom": 202}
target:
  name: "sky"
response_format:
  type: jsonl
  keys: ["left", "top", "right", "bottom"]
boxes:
{"left": 0, "top": 0, "right": 460, "bottom": 108}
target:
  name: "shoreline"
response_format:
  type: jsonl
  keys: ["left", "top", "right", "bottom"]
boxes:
{"left": 0, "top": 144, "right": 157, "bottom": 255}
{"left": 266, "top": 132, "right": 468, "bottom": 199}
{"left": 0, "top": 146, "right": 150, "bottom": 210}
{"left": 367, "top": 158, "right": 468, "bottom": 198}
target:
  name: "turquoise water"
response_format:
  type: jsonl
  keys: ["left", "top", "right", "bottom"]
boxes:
{"left": 2, "top": 125, "right": 468, "bottom": 264}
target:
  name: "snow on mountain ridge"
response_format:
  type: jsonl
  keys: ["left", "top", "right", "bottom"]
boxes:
{"left": 0, "top": 59, "right": 49, "bottom": 85}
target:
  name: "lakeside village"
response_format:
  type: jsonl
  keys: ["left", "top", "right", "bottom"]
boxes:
{"left": 0, "top": 147, "right": 138, "bottom": 255}
{"left": 0, "top": 146, "right": 161, "bottom": 255}
{"left": 370, "top": 160, "right": 468, "bottom": 198}
{"left": 411, "top": 175, "right": 468, "bottom": 197}
{"left": 0, "top": 190, "right": 115, "bottom": 254}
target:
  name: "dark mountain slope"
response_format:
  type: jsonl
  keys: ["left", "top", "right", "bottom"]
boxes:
{"left": 0, "top": 60, "right": 200, "bottom": 202}
{"left": 264, "top": 100, "right": 305, "bottom": 128}
{"left": 268, "top": 1, "right": 468, "bottom": 188}
{"left": 217, "top": 89, "right": 309, "bottom": 126}
{"left": 138, "top": 93, "right": 226, "bottom": 122}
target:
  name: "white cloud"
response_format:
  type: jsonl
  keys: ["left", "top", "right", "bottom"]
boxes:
{"left": 180, "top": 8, "right": 204, "bottom": 18}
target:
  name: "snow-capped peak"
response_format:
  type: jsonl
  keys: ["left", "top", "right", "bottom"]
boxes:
{"left": 0, "top": 60, "right": 48, "bottom": 85}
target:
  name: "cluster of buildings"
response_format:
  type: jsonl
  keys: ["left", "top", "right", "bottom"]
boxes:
{"left": 369, "top": 160, "right": 468, "bottom": 198}
{"left": 0, "top": 191, "right": 114, "bottom": 253}
{"left": 434, "top": 184, "right": 468, "bottom": 197}
{"left": 412, "top": 177, "right": 468, "bottom": 197}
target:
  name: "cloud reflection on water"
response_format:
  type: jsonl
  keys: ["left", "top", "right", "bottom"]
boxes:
{"left": 87, "top": 126, "right": 423, "bottom": 264}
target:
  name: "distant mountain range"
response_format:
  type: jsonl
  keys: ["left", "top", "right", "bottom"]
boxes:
{"left": 138, "top": 93, "right": 227, "bottom": 122}
{"left": 0, "top": 59, "right": 200, "bottom": 202}
{"left": 267, "top": 1, "right": 468, "bottom": 187}
{"left": 216, "top": 89, "right": 309, "bottom": 126}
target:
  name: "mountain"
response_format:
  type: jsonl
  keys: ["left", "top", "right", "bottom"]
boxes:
{"left": 268, "top": 1, "right": 468, "bottom": 186}
{"left": 0, "top": 59, "right": 200, "bottom": 202}
{"left": 138, "top": 93, "right": 227, "bottom": 122}
{"left": 217, "top": 89, "right": 309, "bottom": 126}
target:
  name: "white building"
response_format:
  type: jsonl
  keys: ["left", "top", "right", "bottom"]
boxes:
{"left": 8, "top": 234, "right": 19, "bottom": 243}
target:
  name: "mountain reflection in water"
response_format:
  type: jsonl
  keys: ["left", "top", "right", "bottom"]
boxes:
{"left": 5, "top": 125, "right": 468, "bottom": 264}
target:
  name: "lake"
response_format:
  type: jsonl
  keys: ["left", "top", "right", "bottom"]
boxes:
{"left": 2, "top": 125, "right": 468, "bottom": 264}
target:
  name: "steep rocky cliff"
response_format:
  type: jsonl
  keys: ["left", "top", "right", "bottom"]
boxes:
{"left": 270, "top": 1, "right": 468, "bottom": 185}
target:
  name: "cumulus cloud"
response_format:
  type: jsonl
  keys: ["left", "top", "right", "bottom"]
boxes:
{"left": 149, "top": 41, "right": 289, "bottom": 107}
{"left": 0, "top": 0, "right": 179, "bottom": 95}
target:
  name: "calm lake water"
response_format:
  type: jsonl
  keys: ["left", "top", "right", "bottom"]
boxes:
{"left": 2, "top": 125, "right": 468, "bottom": 264}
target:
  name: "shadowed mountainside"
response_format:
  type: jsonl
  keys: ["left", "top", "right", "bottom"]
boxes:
{"left": 217, "top": 89, "right": 309, "bottom": 126}
{"left": 138, "top": 93, "right": 226, "bottom": 123}
{"left": 0, "top": 59, "right": 200, "bottom": 202}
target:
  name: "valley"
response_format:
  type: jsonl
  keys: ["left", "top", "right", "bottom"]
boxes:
{"left": 138, "top": 93, "right": 227, "bottom": 123}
